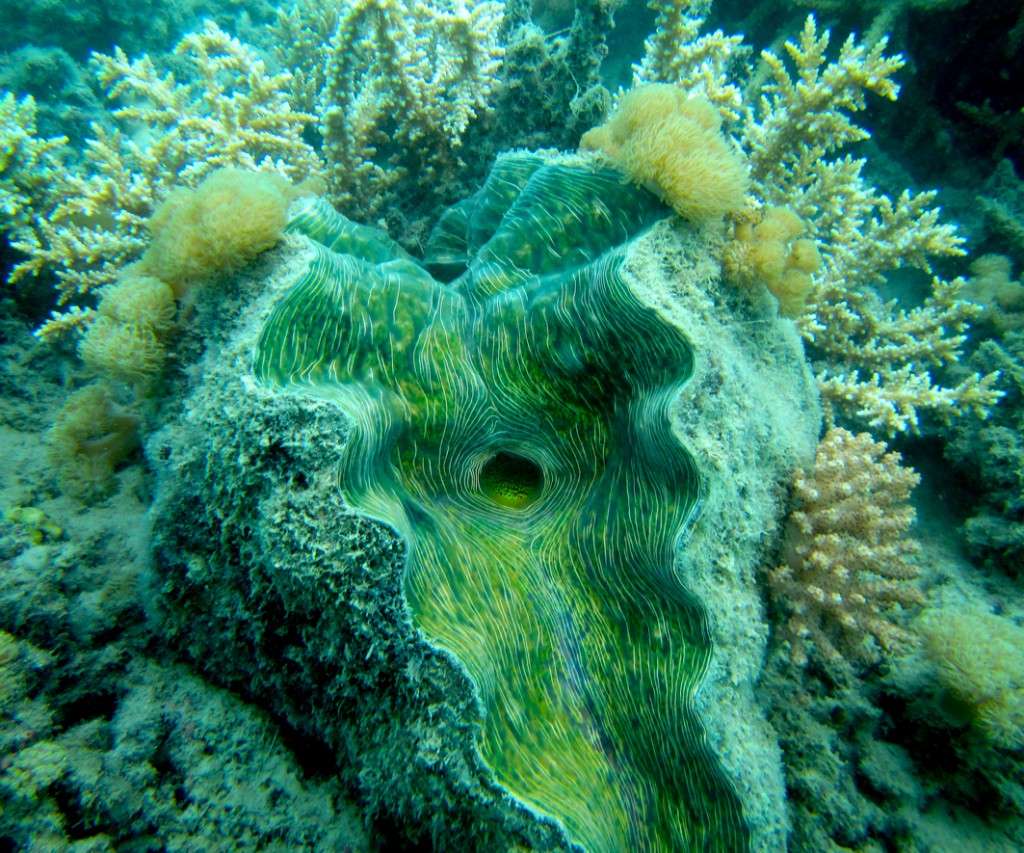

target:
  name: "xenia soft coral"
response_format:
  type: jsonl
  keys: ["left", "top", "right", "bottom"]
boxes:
{"left": 47, "top": 383, "right": 141, "bottom": 502}
{"left": 579, "top": 83, "right": 748, "bottom": 223}
{"left": 723, "top": 206, "right": 821, "bottom": 316}
{"left": 139, "top": 168, "right": 296, "bottom": 295}
{"left": 920, "top": 611, "right": 1024, "bottom": 750}
{"left": 78, "top": 275, "right": 177, "bottom": 386}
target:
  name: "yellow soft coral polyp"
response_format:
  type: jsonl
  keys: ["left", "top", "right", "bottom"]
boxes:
{"left": 579, "top": 83, "right": 748, "bottom": 224}
{"left": 723, "top": 206, "right": 821, "bottom": 317}
{"left": 140, "top": 168, "right": 296, "bottom": 295}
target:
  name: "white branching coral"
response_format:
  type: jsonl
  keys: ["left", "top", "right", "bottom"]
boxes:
{"left": 271, "top": 0, "right": 343, "bottom": 115}
{"left": 33, "top": 305, "right": 95, "bottom": 342}
{"left": 9, "top": 21, "right": 322, "bottom": 330}
{"left": 742, "top": 17, "right": 903, "bottom": 191}
{"left": 769, "top": 428, "right": 925, "bottom": 667}
{"left": 320, "top": 0, "right": 504, "bottom": 217}
{"left": 739, "top": 17, "right": 1002, "bottom": 434}
{"left": 0, "top": 92, "right": 66, "bottom": 243}
{"left": 102, "top": 23, "right": 324, "bottom": 184}
{"left": 632, "top": 0, "right": 748, "bottom": 120}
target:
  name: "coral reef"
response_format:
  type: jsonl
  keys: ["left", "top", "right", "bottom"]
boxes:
{"left": 968, "top": 254, "right": 1024, "bottom": 335}
{"left": 0, "top": 649, "right": 369, "bottom": 850}
{"left": 0, "top": 46, "right": 101, "bottom": 145}
{"left": 4, "top": 1, "right": 1024, "bottom": 849}
{"left": 63, "top": 168, "right": 304, "bottom": 443}
{"left": 738, "top": 16, "right": 1000, "bottom": 434}
{"left": 0, "top": 548, "right": 368, "bottom": 850}
{"left": 3, "top": 507, "right": 61, "bottom": 545}
{"left": 77, "top": 275, "right": 176, "bottom": 387}
{"left": 495, "top": 0, "right": 617, "bottom": 140}
{"left": 762, "top": 605, "right": 1024, "bottom": 852}
{"left": 980, "top": 160, "right": 1024, "bottom": 270}
{"left": 763, "top": 654, "right": 927, "bottom": 852}
{"left": 5, "top": 6, "right": 1000, "bottom": 443}
{"left": 768, "top": 427, "right": 924, "bottom": 667}
{"left": 9, "top": 21, "right": 322, "bottom": 337}
{"left": 575, "top": 7, "right": 999, "bottom": 435}
{"left": 272, "top": 0, "right": 622, "bottom": 233}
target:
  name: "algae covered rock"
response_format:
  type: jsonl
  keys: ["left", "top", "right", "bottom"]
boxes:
{"left": 149, "top": 151, "right": 820, "bottom": 851}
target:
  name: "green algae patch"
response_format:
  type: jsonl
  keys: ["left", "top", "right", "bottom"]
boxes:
{"left": 254, "top": 154, "right": 749, "bottom": 852}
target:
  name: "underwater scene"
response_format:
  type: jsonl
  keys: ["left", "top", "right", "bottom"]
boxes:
{"left": 1, "top": 0, "right": 1023, "bottom": 850}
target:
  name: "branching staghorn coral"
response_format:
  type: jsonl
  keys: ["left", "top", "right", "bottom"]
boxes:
{"left": 740, "top": 16, "right": 1002, "bottom": 434}
{"left": 769, "top": 427, "right": 924, "bottom": 667}
{"left": 0, "top": 92, "right": 66, "bottom": 244}
{"left": 9, "top": 21, "right": 322, "bottom": 337}
{"left": 742, "top": 16, "right": 902, "bottom": 193}
{"left": 270, "top": 0, "right": 342, "bottom": 116}
{"left": 632, "top": 0, "right": 748, "bottom": 120}
{"left": 629, "top": 7, "right": 999, "bottom": 434}
{"left": 319, "top": 0, "right": 504, "bottom": 218}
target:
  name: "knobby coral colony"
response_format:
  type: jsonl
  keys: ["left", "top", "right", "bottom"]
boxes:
{"left": 253, "top": 154, "right": 749, "bottom": 851}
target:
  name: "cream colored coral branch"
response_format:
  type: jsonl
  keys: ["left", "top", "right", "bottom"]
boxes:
{"left": 12, "top": 126, "right": 156, "bottom": 299}
{"left": 632, "top": 0, "right": 747, "bottom": 120}
{"left": 817, "top": 366, "right": 1002, "bottom": 434}
{"left": 769, "top": 428, "right": 924, "bottom": 666}
{"left": 271, "top": 0, "right": 343, "bottom": 114}
{"left": 8, "top": 21, "right": 322, "bottom": 323}
{"left": 95, "top": 21, "right": 323, "bottom": 183}
{"left": 320, "top": 0, "right": 504, "bottom": 217}
{"left": 744, "top": 16, "right": 903, "bottom": 191}
{"left": 0, "top": 92, "right": 67, "bottom": 244}
{"left": 34, "top": 305, "right": 96, "bottom": 343}
{"left": 740, "top": 16, "right": 1001, "bottom": 434}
